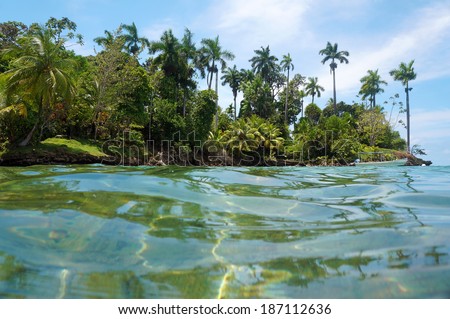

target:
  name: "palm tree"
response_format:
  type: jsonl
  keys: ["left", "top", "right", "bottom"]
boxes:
{"left": 304, "top": 77, "right": 325, "bottom": 104}
{"left": 180, "top": 28, "right": 197, "bottom": 69}
{"left": 121, "top": 22, "right": 149, "bottom": 57}
{"left": 179, "top": 28, "right": 197, "bottom": 117}
{"left": 199, "top": 36, "right": 234, "bottom": 90}
{"left": 249, "top": 45, "right": 279, "bottom": 83}
{"left": 299, "top": 89, "right": 306, "bottom": 118}
{"left": 221, "top": 65, "right": 241, "bottom": 121}
{"left": 239, "top": 68, "right": 255, "bottom": 83}
{"left": 149, "top": 29, "right": 181, "bottom": 77}
{"left": 223, "top": 118, "right": 259, "bottom": 155}
{"left": 359, "top": 69, "right": 387, "bottom": 108}
{"left": 258, "top": 121, "right": 284, "bottom": 158}
{"left": 389, "top": 60, "right": 417, "bottom": 153}
{"left": 281, "top": 53, "right": 294, "bottom": 124}
{"left": 5, "top": 27, "right": 76, "bottom": 146}
{"left": 93, "top": 29, "right": 115, "bottom": 49}
{"left": 199, "top": 36, "right": 235, "bottom": 129}
{"left": 319, "top": 42, "right": 349, "bottom": 113}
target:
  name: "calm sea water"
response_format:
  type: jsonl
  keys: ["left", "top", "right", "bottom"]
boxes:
{"left": 0, "top": 164, "right": 449, "bottom": 298}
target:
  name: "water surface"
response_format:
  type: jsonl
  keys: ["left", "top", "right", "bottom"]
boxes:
{"left": 0, "top": 165, "right": 449, "bottom": 298}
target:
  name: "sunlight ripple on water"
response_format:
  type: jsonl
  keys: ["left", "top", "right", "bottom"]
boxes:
{"left": 0, "top": 165, "right": 449, "bottom": 298}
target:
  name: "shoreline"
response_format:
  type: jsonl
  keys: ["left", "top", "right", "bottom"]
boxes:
{"left": 0, "top": 149, "right": 431, "bottom": 167}
{"left": 0, "top": 137, "right": 432, "bottom": 168}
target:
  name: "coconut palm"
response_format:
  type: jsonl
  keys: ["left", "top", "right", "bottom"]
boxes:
{"left": 304, "top": 77, "right": 325, "bottom": 104}
{"left": 5, "top": 27, "right": 76, "bottom": 146}
{"left": 179, "top": 28, "right": 197, "bottom": 117}
{"left": 249, "top": 45, "right": 279, "bottom": 83}
{"left": 389, "top": 60, "right": 417, "bottom": 153}
{"left": 281, "top": 53, "right": 294, "bottom": 124}
{"left": 319, "top": 42, "right": 349, "bottom": 113}
{"left": 223, "top": 118, "right": 259, "bottom": 155}
{"left": 221, "top": 65, "right": 241, "bottom": 121}
{"left": 239, "top": 68, "right": 255, "bottom": 83}
{"left": 180, "top": 28, "right": 196, "bottom": 60}
{"left": 199, "top": 36, "right": 234, "bottom": 90}
{"left": 199, "top": 36, "right": 235, "bottom": 129}
{"left": 93, "top": 30, "right": 115, "bottom": 48}
{"left": 359, "top": 69, "right": 387, "bottom": 108}
{"left": 149, "top": 29, "right": 181, "bottom": 77}
{"left": 121, "top": 22, "right": 149, "bottom": 57}
{"left": 258, "top": 121, "right": 284, "bottom": 158}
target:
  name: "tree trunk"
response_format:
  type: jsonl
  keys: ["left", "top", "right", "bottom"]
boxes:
{"left": 284, "top": 68, "right": 289, "bottom": 125}
{"left": 94, "top": 123, "right": 98, "bottom": 142}
{"left": 233, "top": 94, "right": 237, "bottom": 121}
{"left": 332, "top": 68, "right": 337, "bottom": 114}
{"left": 183, "top": 89, "right": 187, "bottom": 117}
{"left": 207, "top": 60, "right": 215, "bottom": 90}
{"left": 215, "top": 70, "right": 219, "bottom": 130}
{"left": 19, "top": 120, "right": 39, "bottom": 146}
{"left": 19, "top": 99, "right": 43, "bottom": 147}
{"left": 405, "top": 83, "right": 411, "bottom": 153}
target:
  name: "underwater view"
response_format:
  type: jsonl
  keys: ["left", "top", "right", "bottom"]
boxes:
{"left": 0, "top": 165, "right": 449, "bottom": 298}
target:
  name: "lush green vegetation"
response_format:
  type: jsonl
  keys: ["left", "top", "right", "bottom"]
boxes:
{"left": 41, "top": 138, "right": 106, "bottom": 157}
{"left": 0, "top": 18, "right": 412, "bottom": 165}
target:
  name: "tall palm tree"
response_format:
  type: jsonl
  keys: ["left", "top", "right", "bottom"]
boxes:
{"left": 359, "top": 69, "right": 387, "bottom": 108}
{"left": 93, "top": 30, "right": 115, "bottom": 49}
{"left": 239, "top": 68, "right": 255, "bottom": 83}
{"left": 249, "top": 45, "right": 279, "bottom": 84}
{"left": 199, "top": 36, "right": 234, "bottom": 90}
{"left": 281, "top": 53, "right": 294, "bottom": 124}
{"left": 299, "top": 89, "right": 306, "bottom": 118}
{"left": 5, "top": 27, "right": 76, "bottom": 146}
{"left": 179, "top": 28, "right": 197, "bottom": 117}
{"left": 199, "top": 36, "right": 235, "bottom": 129}
{"left": 389, "top": 60, "right": 417, "bottom": 153}
{"left": 304, "top": 77, "right": 325, "bottom": 104}
{"left": 149, "top": 29, "right": 181, "bottom": 77}
{"left": 221, "top": 65, "right": 241, "bottom": 121}
{"left": 122, "top": 22, "right": 149, "bottom": 57}
{"left": 149, "top": 29, "right": 183, "bottom": 110}
{"left": 180, "top": 28, "right": 196, "bottom": 63}
{"left": 319, "top": 42, "right": 349, "bottom": 114}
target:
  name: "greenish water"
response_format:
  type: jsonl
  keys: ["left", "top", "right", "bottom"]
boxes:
{"left": 0, "top": 165, "right": 449, "bottom": 298}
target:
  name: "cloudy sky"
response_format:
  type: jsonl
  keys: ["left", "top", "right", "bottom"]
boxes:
{"left": 2, "top": 0, "right": 450, "bottom": 164}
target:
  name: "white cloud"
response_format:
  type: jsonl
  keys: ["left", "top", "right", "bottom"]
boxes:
{"left": 142, "top": 19, "right": 181, "bottom": 43}
{"left": 411, "top": 109, "right": 450, "bottom": 140}
{"left": 196, "top": 0, "right": 312, "bottom": 67}
{"left": 197, "top": 0, "right": 450, "bottom": 108}
{"left": 210, "top": 0, "right": 310, "bottom": 43}
{"left": 329, "top": 1, "right": 450, "bottom": 97}
{"left": 408, "top": 108, "right": 450, "bottom": 164}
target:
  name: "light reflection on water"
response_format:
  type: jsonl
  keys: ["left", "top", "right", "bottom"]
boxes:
{"left": 0, "top": 165, "right": 449, "bottom": 298}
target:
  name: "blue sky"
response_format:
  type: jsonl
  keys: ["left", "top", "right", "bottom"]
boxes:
{"left": 2, "top": 0, "right": 450, "bottom": 165}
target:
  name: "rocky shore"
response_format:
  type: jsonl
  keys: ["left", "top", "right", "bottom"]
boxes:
{"left": 0, "top": 147, "right": 432, "bottom": 167}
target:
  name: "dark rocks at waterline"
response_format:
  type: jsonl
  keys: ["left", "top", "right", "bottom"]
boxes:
{"left": 1, "top": 146, "right": 431, "bottom": 167}
{"left": 0, "top": 151, "right": 112, "bottom": 167}
{"left": 406, "top": 155, "right": 432, "bottom": 166}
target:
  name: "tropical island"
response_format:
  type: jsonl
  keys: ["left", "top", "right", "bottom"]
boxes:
{"left": 0, "top": 18, "right": 430, "bottom": 167}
